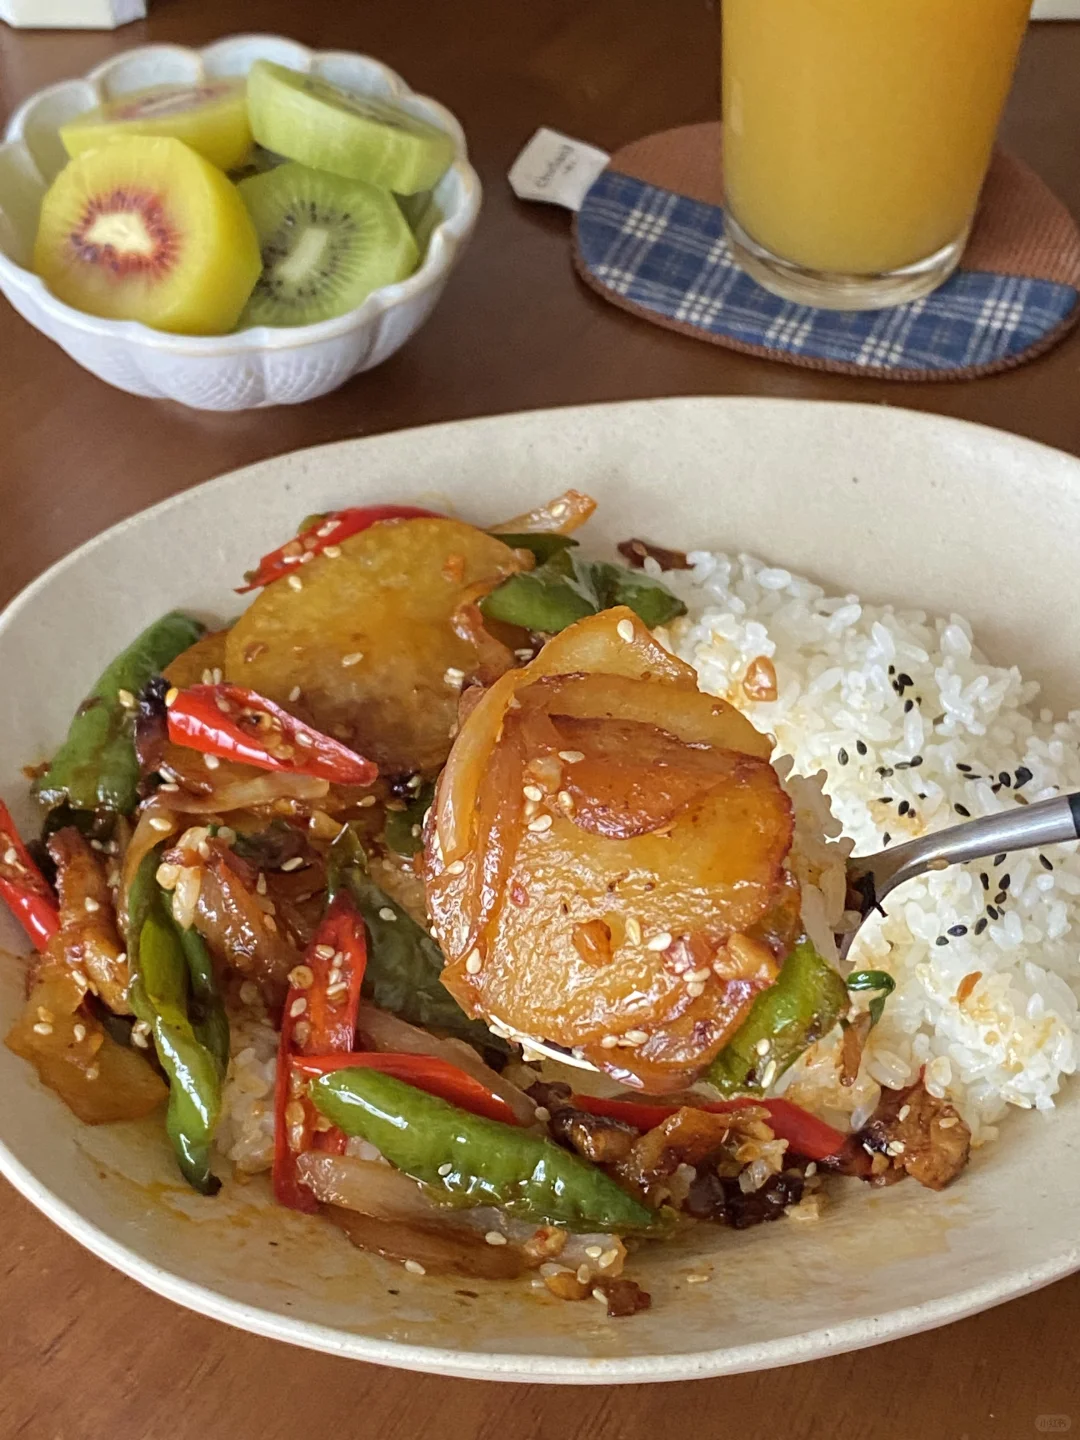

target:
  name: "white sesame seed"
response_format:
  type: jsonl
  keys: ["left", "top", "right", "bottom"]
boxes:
{"left": 522, "top": 784, "right": 543, "bottom": 803}
{"left": 289, "top": 997, "right": 307, "bottom": 1018}
{"left": 83, "top": 896, "right": 100, "bottom": 912}
{"left": 203, "top": 753, "right": 220, "bottom": 770}
{"left": 886, "top": 1140, "right": 906, "bottom": 1156}
{"left": 3, "top": 846, "right": 18, "bottom": 866}
{"left": 686, "top": 981, "right": 706, "bottom": 998}
{"left": 616, "top": 619, "right": 635, "bottom": 642}
{"left": 437, "top": 1162, "right": 453, "bottom": 1176}
{"left": 898, "top": 1104, "right": 911, "bottom": 1121}
{"left": 132, "top": 1029, "right": 149, "bottom": 1048}
{"left": 446, "top": 860, "right": 466, "bottom": 876}
{"left": 686, "top": 967, "right": 712, "bottom": 983}
{"left": 201, "top": 669, "right": 214, "bottom": 685}
{"left": 287, "top": 575, "right": 303, "bottom": 592}
{"left": 557, "top": 790, "right": 573, "bottom": 809}
{"left": 359, "top": 794, "right": 377, "bottom": 807}
{"left": 534, "top": 1106, "right": 550, "bottom": 1123}
{"left": 404, "top": 1260, "right": 426, "bottom": 1276}
{"left": 148, "top": 816, "right": 173, "bottom": 833}
{"left": 600, "top": 1035, "right": 619, "bottom": 1049}
{"left": 485, "top": 1231, "right": 508, "bottom": 1247}
{"left": 165, "top": 687, "right": 179, "bottom": 707}
{"left": 528, "top": 814, "right": 553, "bottom": 833}
{"left": 239, "top": 980, "right": 260, "bottom": 1005}
{"left": 341, "top": 652, "right": 363, "bottom": 667}
{"left": 72, "top": 1023, "right": 87, "bottom": 1043}
{"left": 598, "top": 1248, "right": 620, "bottom": 1269}
{"left": 576, "top": 1264, "right": 592, "bottom": 1284}
{"left": 217, "top": 826, "right": 236, "bottom": 844}
{"left": 313, "top": 944, "right": 335, "bottom": 961}
{"left": 755, "top": 1037, "right": 771, "bottom": 1056}
{"left": 280, "top": 855, "right": 305, "bottom": 872}
{"left": 623, "top": 1029, "right": 649, "bottom": 1045}
{"left": 444, "top": 667, "right": 466, "bottom": 687}
{"left": 464, "top": 949, "right": 483, "bottom": 975}
{"left": 36, "top": 1006, "right": 53, "bottom": 1024}
{"left": 805, "top": 1162, "right": 817, "bottom": 1178}
{"left": 584, "top": 1244, "right": 603, "bottom": 1259}
{"left": 117, "top": 688, "right": 136, "bottom": 709}
{"left": 32, "top": 1021, "right": 53, "bottom": 1036}
{"left": 70, "top": 970, "right": 88, "bottom": 989}
{"left": 558, "top": 750, "right": 585, "bottom": 764}
{"left": 156, "top": 863, "right": 180, "bottom": 891}
{"left": 326, "top": 982, "right": 349, "bottom": 997}
{"left": 288, "top": 685, "right": 302, "bottom": 702}
{"left": 939, "top": 1117, "right": 959, "bottom": 1129}
{"left": 591, "top": 1288, "right": 608, "bottom": 1305}
{"left": 646, "top": 931, "right": 673, "bottom": 951}
{"left": 158, "top": 782, "right": 180, "bottom": 794}
{"left": 624, "top": 916, "right": 642, "bottom": 946}
{"left": 759, "top": 1060, "right": 778, "bottom": 1088}
{"left": 212, "top": 668, "right": 223, "bottom": 684}
{"left": 686, "top": 1272, "right": 711, "bottom": 1285}
{"left": 323, "top": 545, "right": 342, "bottom": 558}
{"left": 378, "top": 907, "right": 397, "bottom": 922}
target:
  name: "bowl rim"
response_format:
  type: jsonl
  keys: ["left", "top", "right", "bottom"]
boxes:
{"left": 2, "top": 396, "right": 1080, "bottom": 1382}
{"left": 0, "top": 33, "right": 482, "bottom": 354}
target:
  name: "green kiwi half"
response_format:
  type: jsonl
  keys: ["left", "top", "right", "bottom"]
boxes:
{"left": 236, "top": 161, "right": 419, "bottom": 329}
{"left": 246, "top": 60, "right": 456, "bottom": 196}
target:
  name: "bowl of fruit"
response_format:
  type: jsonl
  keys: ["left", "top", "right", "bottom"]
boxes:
{"left": 0, "top": 34, "right": 480, "bottom": 410}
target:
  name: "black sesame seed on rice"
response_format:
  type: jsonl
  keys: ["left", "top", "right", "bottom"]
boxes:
{"left": 1000, "top": 874, "right": 1011, "bottom": 891}
{"left": 883, "top": 832, "right": 892, "bottom": 847}
{"left": 1040, "top": 855, "right": 1054, "bottom": 871}
{"left": 974, "top": 918, "right": 988, "bottom": 935}
{"left": 994, "top": 854, "right": 1007, "bottom": 866}
{"left": 998, "top": 771, "right": 1012, "bottom": 788}
{"left": 936, "top": 936, "right": 949, "bottom": 947}
{"left": 957, "top": 762, "right": 973, "bottom": 773}
{"left": 903, "top": 699, "right": 914, "bottom": 713}
{"left": 1015, "top": 767, "right": 1033, "bottom": 788}
{"left": 838, "top": 748, "right": 849, "bottom": 765}
{"left": 948, "top": 924, "right": 968, "bottom": 937}
{"left": 955, "top": 803, "right": 971, "bottom": 817}
{"left": 995, "top": 891, "right": 1007, "bottom": 905}
{"left": 991, "top": 783, "right": 1002, "bottom": 794}
{"left": 856, "top": 740, "right": 868, "bottom": 756}
{"left": 987, "top": 905, "right": 1000, "bottom": 920}
{"left": 980, "top": 872, "right": 990, "bottom": 890}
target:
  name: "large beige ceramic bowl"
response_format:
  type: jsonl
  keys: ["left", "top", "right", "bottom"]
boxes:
{"left": 1, "top": 398, "right": 1078, "bottom": 1382}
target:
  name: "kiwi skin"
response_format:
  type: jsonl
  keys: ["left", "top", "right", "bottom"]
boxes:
{"left": 236, "top": 161, "right": 419, "bottom": 330}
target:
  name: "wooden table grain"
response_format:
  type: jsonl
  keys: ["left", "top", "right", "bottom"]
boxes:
{"left": 2, "top": 4, "right": 1080, "bottom": 1434}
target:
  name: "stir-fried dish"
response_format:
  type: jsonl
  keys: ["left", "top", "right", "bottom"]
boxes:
{"left": 1, "top": 496, "right": 970, "bottom": 1313}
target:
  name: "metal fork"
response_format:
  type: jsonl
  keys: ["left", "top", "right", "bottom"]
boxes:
{"left": 499, "top": 791, "right": 1080, "bottom": 1071}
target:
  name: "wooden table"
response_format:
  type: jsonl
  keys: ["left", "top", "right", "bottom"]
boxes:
{"left": 2, "top": 3, "right": 1079, "bottom": 1434}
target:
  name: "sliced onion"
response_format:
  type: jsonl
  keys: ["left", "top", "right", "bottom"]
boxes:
{"left": 490, "top": 489, "right": 597, "bottom": 536}
{"left": 325, "top": 1206, "right": 525, "bottom": 1279}
{"left": 297, "top": 1152, "right": 440, "bottom": 1222}
{"left": 168, "top": 772, "right": 329, "bottom": 814}
{"left": 357, "top": 1003, "right": 538, "bottom": 1125}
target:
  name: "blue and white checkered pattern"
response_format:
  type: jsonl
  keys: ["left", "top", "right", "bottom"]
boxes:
{"left": 576, "top": 170, "right": 1078, "bottom": 375}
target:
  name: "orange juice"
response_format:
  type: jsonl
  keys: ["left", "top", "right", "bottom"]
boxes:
{"left": 722, "top": 0, "right": 1030, "bottom": 278}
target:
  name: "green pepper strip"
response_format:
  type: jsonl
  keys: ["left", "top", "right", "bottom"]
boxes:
{"left": 705, "top": 939, "right": 848, "bottom": 1096}
{"left": 310, "top": 1067, "right": 659, "bottom": 1233}
{"left": 167, "top": 895, "right": 230, "bottom": 1072}
{"left": 130, "top": 896, "right": 224, "bottom": 1195}
{"left": 35, "top": 612, "right": 205, "bottom": 815}
{"left": 383, "top": 781, "right": 436, "bottom": 858}
{"left": 846, "top": 969, "right": 897, "bottom": 1028}
{"left": 328, "top": 827, "right": 506, "bottom": 1054}
{"left": 479, "top": 549, "right": 686, "bottom": 635}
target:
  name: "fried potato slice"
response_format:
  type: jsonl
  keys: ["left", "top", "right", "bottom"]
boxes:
{"left": 425, "top": 608, "right": 795, "bottom": 1090}
{"left": 225, "top": 518, "right": 522, "bottom": 776}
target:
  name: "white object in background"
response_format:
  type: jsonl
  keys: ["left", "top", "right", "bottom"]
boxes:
{"left": 0, "top": 35, "right": 481, "bottom": 410}
{"left": 1032, "top": 0, "right": 1080, "bottom": 17}
{"left": 0, "top": 0, "right": 144, "bottom": 27}
{"left": 509, "top": 128, "right": 609, "bottom": 212}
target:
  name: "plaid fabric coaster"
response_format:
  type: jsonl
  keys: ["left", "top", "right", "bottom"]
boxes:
{"left": 572, "top": 124, "right": 1080, "bottom": 381}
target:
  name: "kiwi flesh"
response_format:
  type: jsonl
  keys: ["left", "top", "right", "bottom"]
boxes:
{"left": 246, "top": 60, "right": 456, "bottom": 195}
{"left": 236, "top": 161, "right": 419, "bottom": 329}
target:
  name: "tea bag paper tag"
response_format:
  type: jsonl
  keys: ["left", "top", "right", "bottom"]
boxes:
{"left": 508, "top": 129, "right": 610, "bottom": 212}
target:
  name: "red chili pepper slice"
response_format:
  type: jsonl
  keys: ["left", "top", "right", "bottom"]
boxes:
{"left": 166, "top": 684, "right": 378, "bottom": 787}
{"left": 0, "top": 800, "right": 60, "bottom": 950}
{"left": 293, "top": 1052, "right": 524, "bottom": 1127}
{"left": 273, "top": 893, "right": 368, "bottom": 1211}
{"left": 569, "top": 1093, "right": 847, "bottom": 1162}
{"left": 237, "top": 505, "right": 443, "bottom": 594}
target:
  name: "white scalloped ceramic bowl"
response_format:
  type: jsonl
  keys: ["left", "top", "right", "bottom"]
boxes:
{"left": 0, "top": 35, "right": 481, "bottom": 410}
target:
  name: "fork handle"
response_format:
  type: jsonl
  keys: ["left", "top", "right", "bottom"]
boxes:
{"left": 849, "top": 791, "right": 1080, "bottom": 911}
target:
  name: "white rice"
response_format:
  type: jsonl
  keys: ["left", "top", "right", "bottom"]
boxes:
{"left": 662, "top": 549, "right": 1080, "bottom": 1144}
{"left": 215, "top": 992, "right": 278, "bottom": 1173}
